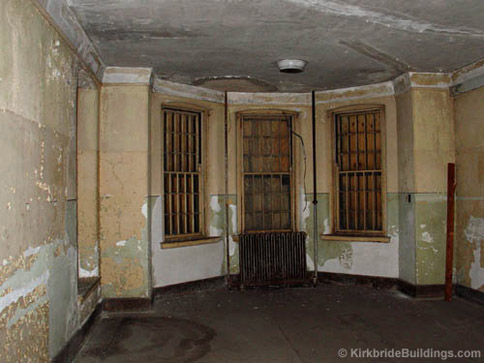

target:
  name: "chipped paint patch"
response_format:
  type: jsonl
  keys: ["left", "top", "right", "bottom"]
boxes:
{"left": 316, "top": 193, "right": 400, "bottom": 278}
{"left": 0, "top": 272, "right": 49, "bottom": 313}
{"left": 79, "top": 265, "right": 99, "bottom": 278}
{"left": 464, "top": 217, "right": 484, "bottom": 289}
{"left": 210, "top": 195, "right": 222, "bottom": 214}
{"left": 421, "top": 231, "right": 434, "bottom": 243}
{"left": 23, "top": 246, "right": 42, "bottom": 258}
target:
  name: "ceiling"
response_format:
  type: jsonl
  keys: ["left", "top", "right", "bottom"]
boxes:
{"left": 69, "top": 0, "right": 484, "bottom": 92}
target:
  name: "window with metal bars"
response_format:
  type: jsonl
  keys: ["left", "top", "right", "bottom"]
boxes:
{"left": 334, "top": 108, "right": 384, "bottom": 234}
{"left": 163, "top": 108, "right": 202, "bottom": 238}
{"left": 242, "top": 115, "right": 293, "bottom": 232}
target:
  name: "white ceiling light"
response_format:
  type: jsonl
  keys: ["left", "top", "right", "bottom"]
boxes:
{"left": 277, "top": 59, "right": 307, "bottom": 73}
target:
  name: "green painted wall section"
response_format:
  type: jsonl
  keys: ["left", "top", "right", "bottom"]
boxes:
{"left": 100, "top": 197, "right": 150, "bottom": 298}
{"left": 399, "top": 193, "right": 416, "bottom": 284}
{"left": 414, "top": 193, "right": 447, "bottom": 285}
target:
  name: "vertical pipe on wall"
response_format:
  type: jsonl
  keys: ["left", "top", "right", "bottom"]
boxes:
{"left": 224, "top": 91, "right": 231, "bottom": 285}
{"left": 445, "top": 163, "right": 456, "bottom": 301}
{"left": 312, "top": 90, "right": 318, "bottom": 286}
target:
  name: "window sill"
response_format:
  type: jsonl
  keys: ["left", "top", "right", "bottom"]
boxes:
{"left": 161, "top": 236, "right": 222, "bottom": 249}
{"left": 320, "top": 234, "right": 390, "bottom": 243}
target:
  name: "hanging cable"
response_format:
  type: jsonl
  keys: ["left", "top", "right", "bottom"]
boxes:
{"left": 291, "top": 130, "right": 308, "bottom": 212}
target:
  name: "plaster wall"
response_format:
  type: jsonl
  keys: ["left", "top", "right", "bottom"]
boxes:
{"left": 311, "top": 95, "right": 399, "bottom": 278}
{"left": 0, "top": 0, "right": 100, "bottom": 359}
{"left": 396, "top": 86, "right": 455, "bottom": 285}
{"left": 150, "top": 89, "right": 402, "bottom": 284}
{"left": 202, "top": 91, "right": 399, "bottom": 278}
{"left": 454, "top": 86, "right": 484, "bottom": 292}
{"left": 413, "top": 88, "right": 454, "bottom": 285}
{"left": 125, "top": 75, "right": 456, "bottom": 291}
{"left": 396, "top": 91, "right": 416, "bottom": 284}
{"left": 99, "top": 84, "right": 151, "bottom": 298}
{"left": 77, "top": 88, "right": 99, "bottom": 278}
{"left": 149, "top": 93, "right": 226, "bottom": 287}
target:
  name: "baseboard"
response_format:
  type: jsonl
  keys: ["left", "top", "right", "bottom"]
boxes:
{"left": 153, "top": 276, "right": 226, "bottom": 297}
{"left": 151, "top": 272, "right": 481, "bottom": 305}
{"left": 455, "top": 284, "right": 484, "bottom": 306}
{"left": 227, "top": 274, "right": 241, "bottom": 289}
{"left": 102, "top": 297, "right": 152, "bottom": 312}
{"left": 51, "top": 303, "right": 101, "bottom": 363}
{"left": 318, "top": 272, "right": 398, "bottom": 289}
{"left": 317, "top": 272, "right": 447, "bottom": 298}
{"left": 397, "top": 280, "right": 444, "bottom": 298}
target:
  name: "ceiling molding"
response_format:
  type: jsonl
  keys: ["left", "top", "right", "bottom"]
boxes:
{"left": 153, "top": 79, "right": 225, "bottom": 103}
{"left": 315, "top": 82, "right": 394, "bottom": 104}
{"left": 450, "top": 58, "right": 484, "bottom": 96}
{"left": 393, "top": 72, "right": 450, "bottom": 96}
{"left": 31, "top": 0, "right": 105, "bottom": 81}
{"left": 102, "top": 67, "right": 153, "bottom": 85}
{"left": 227, "top": 92, "right": 311, "bottom": 106}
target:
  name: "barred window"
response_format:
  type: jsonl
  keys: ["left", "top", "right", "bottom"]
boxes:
{"left": 163, "top": 108, "right": 202, "bottom": 238}
{"left": 334, "top": 108, "right": 383, "bottom": 234}
{"left": 242, "top": 115, "right": 293, "bottom": 232}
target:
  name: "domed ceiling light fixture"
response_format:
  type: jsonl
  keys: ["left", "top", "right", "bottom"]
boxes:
{"left": 277, "top": 59, "right": 307, "bottom": 73}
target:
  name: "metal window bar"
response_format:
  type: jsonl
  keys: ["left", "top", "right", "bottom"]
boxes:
{"left": 163, "top": 109, "right": 202, "bottom": 237}
{"left": 243, "top": 117, "right": 292, "bottom": 232}
{"left": 336, "top": 111, "right": 382, "bottom": 233}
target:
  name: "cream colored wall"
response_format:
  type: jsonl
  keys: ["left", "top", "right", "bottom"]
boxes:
{"left": 396, "top": 90, "right": 416, "bottom": 284}
{"left": 396, "top": 91, "right": 415, "bottom": 193}
{"left": 412, "top": 89, "right": 455, "bottom": 193}
{"left": 314, "top": 95, "right": 400, "bottom": 278}
{"left": 0, "top": 0, "right": 100, "bottom": 359}
{"left": 396, "top": 86, "right": 455, "bottom": 285}
{"left": 147, "top": 87, "right": 404, "bottom": 281}
{"left": 315, "top": 95, "right": 399, "bottom": 194}
{"left": 99, "top": 84, "right": 151, "bottom": 298}
{"left": 103, "top": 75, "right": 460, "bottom": 291}
{"left": 150, "top": 92, "right": 226, "bottom": 287}
{"left": 77, "top": 87, "right": 99, "bottom": 278}
{"left": 454, "top": 86, "right": 484, "bottom": 292}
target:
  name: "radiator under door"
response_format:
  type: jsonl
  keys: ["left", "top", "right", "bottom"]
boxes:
{"left": 239, "top": 231, "right": 308, "bottom": 287}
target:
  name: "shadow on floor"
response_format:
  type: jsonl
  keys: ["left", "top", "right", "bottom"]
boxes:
{"left": 75, "top": 284, "right": 484, "bottom": 362}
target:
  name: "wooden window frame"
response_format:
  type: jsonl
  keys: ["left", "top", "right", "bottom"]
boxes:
{"left": 329, "top": 104, "right": 387, "bottom": 238}
{"left": 161, "top": 104, "right": 208, "bottom": 243}
{"left": 237, "top": 110, "right": 299, "bottom": 234}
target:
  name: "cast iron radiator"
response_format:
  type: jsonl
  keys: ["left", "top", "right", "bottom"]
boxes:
{"left": 239, "top": 231, "right": 307, "bottom": 287}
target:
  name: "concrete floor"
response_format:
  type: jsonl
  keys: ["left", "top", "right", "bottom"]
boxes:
{"left": 74, "top": 284, "right": 484, "bottom": 362}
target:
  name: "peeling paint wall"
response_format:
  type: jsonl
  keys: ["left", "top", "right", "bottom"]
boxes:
{"left": 33, "top": 0, "right": 105, "bottom": 79}
{"left": 0, "top": 0, "right": 99, "bottom": 359}
{"left": 412, "top": 88, "right": 454, "bottom": 285}
{"left": 150, "top": 92, "right": 226, "bottom": 287}
{"left": 77, "top": 87, "right": 100, "bottom": 277}
{"left": 120, "top": 74, "right": 457, "bottom": 292}
{"left": 396, "top": 90, "right": 416, "bottom": 284}
{"left": 99, "top": 84, "right": 151, "bottom": 298}
{"left": 148, "top": 86, "right": 404, "bottom": 281}
{"left": 396, "top": 84, "right": 455, "bottom": 285}
{"left": 454, "top": 85, "right": 484, "bottom": 292}
{"left": 311, "top": 94, "right": 400, "bottom": 278}
{"left": 305, "top": 194, "right": 400, "bottom": 278}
